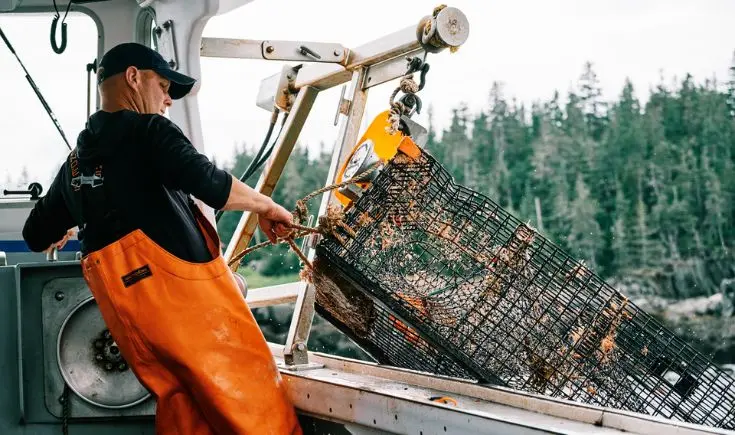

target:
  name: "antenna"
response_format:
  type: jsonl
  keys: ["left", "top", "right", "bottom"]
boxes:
{"left": 0, "top": 26, "right": 72, "bottom": 151}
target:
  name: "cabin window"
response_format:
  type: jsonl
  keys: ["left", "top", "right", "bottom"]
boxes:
{"left": 136, "top": 7, "right": 157, "bottom": 50}
{"left": 0, "top": 11, "right": 98, "bottom": 198}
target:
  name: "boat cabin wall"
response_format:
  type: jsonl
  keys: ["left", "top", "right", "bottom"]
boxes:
{"left": 0, "top": 0, "right": 253, "bottom": 253}
{"left": 1, "top": 0, "right": 253, "bottom": 153}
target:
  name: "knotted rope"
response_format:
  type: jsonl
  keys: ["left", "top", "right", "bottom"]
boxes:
{"left": 227, "top": 163, "right": 382, "bottom": 271}
{"left": 387, "top": 74, "right": 421, "bottom": 135}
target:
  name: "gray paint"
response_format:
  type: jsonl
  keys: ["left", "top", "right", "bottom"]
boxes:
{"left": 0, "top": 262, "right": 155, "bottom": 434}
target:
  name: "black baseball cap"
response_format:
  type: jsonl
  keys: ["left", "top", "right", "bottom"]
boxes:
{"left": 97, "top": 42, "right": 196, "bottom": 100}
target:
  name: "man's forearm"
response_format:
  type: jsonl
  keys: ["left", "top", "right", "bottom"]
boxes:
{"left": 220, "top": 175, "right": 276, "bottom": 213}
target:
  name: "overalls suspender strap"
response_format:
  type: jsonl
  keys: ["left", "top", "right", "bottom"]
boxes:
{"left": 68, "top": 148, "right": 105, "bottom": 231}
{"left": 68, "top": 149, "right": 128, "bottom": 245}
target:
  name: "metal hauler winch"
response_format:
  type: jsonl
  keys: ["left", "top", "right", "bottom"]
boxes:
{"left": 313, "top": 143, "right": 735, "bottom": 429}
{"left": 57, "top": 296, "right": 151, "bottom": 409}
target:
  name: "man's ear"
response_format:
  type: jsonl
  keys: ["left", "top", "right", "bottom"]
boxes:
{"left": 124, "top": 66, "right": 140, "bottom": 88}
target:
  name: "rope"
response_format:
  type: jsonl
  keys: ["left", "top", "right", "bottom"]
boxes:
{"left": 230, "top": 58, "right": 423, "bottom": 269}
{"left": 227, "top": 163, "right": 382, "bottom": 269}
{"left": 387, "top": 75, "right": 420, "bottom": 135}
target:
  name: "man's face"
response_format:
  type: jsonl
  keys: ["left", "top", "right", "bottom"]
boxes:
{"left": 135, "top": 69, "right": 173, "bottom": 115}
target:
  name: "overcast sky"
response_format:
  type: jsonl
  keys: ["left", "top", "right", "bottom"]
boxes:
{"left": 2, "top": 0, "right": 735, "bottom": 194}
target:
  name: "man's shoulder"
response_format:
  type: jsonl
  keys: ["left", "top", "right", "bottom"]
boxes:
{"left": 86, "top": 110, "right": 182, "bottom": 139}
{"left": 138, "top": 113, "right": 185, "bottom": 135}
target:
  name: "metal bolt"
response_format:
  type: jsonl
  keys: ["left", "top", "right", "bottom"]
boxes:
{"left": 154, "top": 27, "right": 162, "bottom": 36}
{"left": 104, "top": 362, "right": 114, "bottom": 371}
{"left": 449, "top": 18, "right": 458, "bottom": 34}
{"left": 168, "top": 60, "right": 176, "bottom": 68}
{"left": 163, "top": 20, "right": 172, "bottom": 30}
{"left": 95, "top": 353, "right": 104, "bottom": 361}
{"left": 333, "top": 49, "right": 342, "bottom": 57}
{"left": 265, "top": 45, "right": 274, "bottom": 54}
{"left": 295, "top": 343, "right": 306, "bottom": 351}
{"left": 54, "top": 291, "right": 65, "bottom": 301}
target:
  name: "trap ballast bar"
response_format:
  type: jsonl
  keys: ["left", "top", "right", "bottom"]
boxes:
{"left": 313, "top": 145, "right": 735, "bottom": 430}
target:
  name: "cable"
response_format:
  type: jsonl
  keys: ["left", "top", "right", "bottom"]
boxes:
{"left": 51, "top": 0, "right": 73, "bottom": 54}
{"left": 215, "top": 109, "right": 285, "bottom": 223}
{"left": 242, "top": 112, "right": 288, "bottom": 181}
{"left": 239, "top": 109, "right": 281, "bottom": 183}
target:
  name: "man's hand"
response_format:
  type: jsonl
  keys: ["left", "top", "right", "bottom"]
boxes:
{"left": 44, "top": 228, "right": 76, "bottom": 253}
{"left": 221, "top": 176, "right": 294, "bottom": 242}
{"left": 258, "top": 200, "right": 293, "bottom": 243}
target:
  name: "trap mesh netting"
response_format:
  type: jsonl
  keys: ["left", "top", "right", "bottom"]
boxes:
{"left": 311, "top": 272, "right": 477, "bottom": 381}
{"left": 313, "top": 148, "right": 735, "bottom": 429}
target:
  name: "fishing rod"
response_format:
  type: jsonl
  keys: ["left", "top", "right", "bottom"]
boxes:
{"left": 0, "top": 26, "right": 72, "bottom": 151}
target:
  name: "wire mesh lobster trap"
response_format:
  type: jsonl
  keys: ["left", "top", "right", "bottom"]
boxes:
{"left": 311, "top": 258, "right": 478, "bottom": 381}
{"left": 314, "top": 148, "right": 735, "bottom": 429}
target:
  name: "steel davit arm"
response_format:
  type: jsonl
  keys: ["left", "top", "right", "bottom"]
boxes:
{"left": 220, "top": 5, "right": 469, "bottom": 271}
{"left": 200, "top": 6, "right": 470, "bottom": 92}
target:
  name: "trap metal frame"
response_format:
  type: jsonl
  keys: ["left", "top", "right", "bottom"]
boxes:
{"left": 209, "top": 5, "right": 471, "bottom": 367}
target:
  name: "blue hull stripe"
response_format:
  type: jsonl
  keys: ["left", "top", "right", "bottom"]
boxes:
{"left": 0, "top": 240, "right": 81, "bottom": 252}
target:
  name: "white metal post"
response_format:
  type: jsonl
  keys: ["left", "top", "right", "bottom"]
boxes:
{"left": 282, "top": 69, "right": 370, "bottom": 366}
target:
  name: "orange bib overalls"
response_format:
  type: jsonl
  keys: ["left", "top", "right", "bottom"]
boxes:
{"left": 74, "top": 153, "right": 302, "bottom": 434}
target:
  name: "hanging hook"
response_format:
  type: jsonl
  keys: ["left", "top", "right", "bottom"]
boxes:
{"left": 405, "top": 56, "right": 431, "bottom": 91}
{"left": 50, "top": 0, "right": 72, "bottom": 54}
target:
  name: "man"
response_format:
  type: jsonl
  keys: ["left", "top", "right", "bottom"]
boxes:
{"left": 23, "top": 42, "right": 302, "bottom": 435}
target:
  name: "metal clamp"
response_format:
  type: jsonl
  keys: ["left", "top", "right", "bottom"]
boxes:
{"left": 261, "top": 40, "right": 346, "bottom": 63}
{"left": 201, "top": 38, "right": 347, "bottom": 64}
{"left": 255, "top": 65, "right": 299, "bottom": 113}
{"left": 70, "top": 174, "right": 104, "bottom": 189}
{"left": 278, "top": 339, "right": 323, "bottom": 371}
{"left": 153, "top": 20, "right": 178, "bottom": 70}
{"left": 333, "top": 85, "right": 351, "bottom": 126}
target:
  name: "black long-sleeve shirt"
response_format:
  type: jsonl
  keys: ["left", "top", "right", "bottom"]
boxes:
{"left": 23, "top": 110, "right": 232, "bottom": 263}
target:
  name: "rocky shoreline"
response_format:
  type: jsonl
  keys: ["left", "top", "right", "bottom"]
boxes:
{"left": 632, "top": 292, "right": 735, "bottom": 365}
